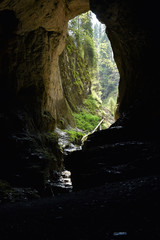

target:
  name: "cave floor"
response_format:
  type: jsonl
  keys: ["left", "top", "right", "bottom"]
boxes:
{"left": 0, "top": 174, "right": 160, "bottom": 240}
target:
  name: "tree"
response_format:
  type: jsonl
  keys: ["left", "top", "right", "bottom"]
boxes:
{"left": 68, "top": 11, "right": 119, "bottom": 119}
{"left": 93, "top": 20, "right": 119, "bottom": 104}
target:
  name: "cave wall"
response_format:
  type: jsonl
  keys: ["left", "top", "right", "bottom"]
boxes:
{"left": 0, "top": 0, "right": 90, "bottom": 130}
{"left": 90, "top": 0, "right": 160, "bottom": 132}
{"left": 0, "top": 0, "right": 89, "bottom": 194}
{"left": 59, "top": 35, "right": 91, "bottom": 113}
{"left": 1, "top": 0, "right": 159, "bottom": 133}
{"left": 1, "top": 0, "right": 160, "bottom": 195}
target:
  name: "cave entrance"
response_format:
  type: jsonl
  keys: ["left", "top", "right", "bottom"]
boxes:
{"left": 66, "top": 11, "right": 119, "bottom": 129}
{"left": 58, "top": 11, "right": 119, "bottom": 151}
{"left": 91, "top": 12, "right": 120, "bottom": 125}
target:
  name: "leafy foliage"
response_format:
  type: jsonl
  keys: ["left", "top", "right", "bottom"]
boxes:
{"left": 83, "top": 94, "right": 100, "bottom": 115}
{"left": 66, "top": 11, "right": 119, "bottom": 133}
{"left": 83, "top": 35, "right": 96, "bottom": 67}
{"left": 73, "top": 109, "right": 100, "bottom": 132}
{"left": 104, "top": 97, "right": 116, "bottom": 115}
{"left": 64, "top": 130, "right": 84, "bottom": 144}
{"left": 93, "top": 23, "right": 119, "bottom": 105}
{"left": 68, "top": 11, "right": 96, "bottom": 69}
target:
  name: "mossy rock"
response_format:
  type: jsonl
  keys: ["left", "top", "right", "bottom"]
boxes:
{"left": 64, "top": 130, "right": 84, "bottom": 145}
{"left": 59, "top": 35, "right": 91, "bottom": 113}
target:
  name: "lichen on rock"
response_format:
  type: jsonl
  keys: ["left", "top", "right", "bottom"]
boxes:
{"left": 59, "top": 35, "right": 91, "bottom": 112}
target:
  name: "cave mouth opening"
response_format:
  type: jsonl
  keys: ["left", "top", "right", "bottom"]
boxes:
{"left": 66, "top": 10, "right": 120, "bottom": 132}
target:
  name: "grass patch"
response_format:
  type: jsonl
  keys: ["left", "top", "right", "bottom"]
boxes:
{"left": 83, "top": 95, "right": 100, "bottom": 115}
{"left": 73, "top": 109, "right": 100, "bottom": 132}
{"left": 64, "top": 129, "right": 84, "bottom": 144}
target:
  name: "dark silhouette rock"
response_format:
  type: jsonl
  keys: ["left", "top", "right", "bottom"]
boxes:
{"left": 0, "top": 1, "right": 160, "bottom": 239}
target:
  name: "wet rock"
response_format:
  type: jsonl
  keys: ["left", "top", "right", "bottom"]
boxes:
{"left": 0, "top": 107, "right": 64, "bottom": 200}
{"left": 0, "top": 180, "right": 40, "bottom": 204}
{"left": 11, "top": 188, "right": 40, "bottom": 202}
{"left": 55, "top": 128, "right": 70, "bottom": 149}
{"left": 1, "top": 175, "right": 160, "bottom": 239}
{"left": 65, "top": 127, "right": 160, "bottom": 190}
{"left": 45, "top": 170, "right": 72, "bottom": 196}
{"left": 55, "top": 128, "right": 82, "bottom": 155}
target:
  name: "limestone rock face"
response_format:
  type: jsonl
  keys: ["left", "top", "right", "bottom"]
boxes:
{"left": 0, "top": 0, "right": 90, "bottom": 130}
{"left": 0, "top": 0, "right": 89, "bottom": 194}
{"left": 59, "top": 36, "right": 91, "bottom": 113}
{"left": 0, "top": 0, "right": 89, "bottom": 33}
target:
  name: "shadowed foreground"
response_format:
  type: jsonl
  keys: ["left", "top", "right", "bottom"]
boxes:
{"left": 0, "top": 174, "right": 160, "bottom": 240}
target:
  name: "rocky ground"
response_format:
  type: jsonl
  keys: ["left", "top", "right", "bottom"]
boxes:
{"left": 1, "top": 122, "right": 160, "bottom": 240}
{"left": 0, "top": 174, "right": 160, "bottom": 240}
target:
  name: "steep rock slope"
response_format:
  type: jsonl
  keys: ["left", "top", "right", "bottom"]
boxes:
{"left": 1, "top": 0, "right": 160, "bottom": 199}
{"left": 59, "top": 35, "right": 91, "bottom": 113}
{"left": 0, "top": 0, "right": 89, "bottom": 197}
{"left": 64, "top": 0, "right": 160, "bottom": 192}
{"left": 0, "top": 0, "right": 89, "bottom": 129}
{"left": 91, "top": 0, "right": 160, "bottom": 131}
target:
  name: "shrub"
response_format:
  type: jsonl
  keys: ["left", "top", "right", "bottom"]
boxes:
{"left": 64, "top": 130, "right": 84, "bottom": 144}
{"left": 83, "top": 95, "right": 99, "bottom": 115}
{"left": 73, "top": 109, "right": 100, "bottom": 132}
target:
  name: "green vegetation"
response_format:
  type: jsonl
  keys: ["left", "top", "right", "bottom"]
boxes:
{"left": 59, "top": 33, "right": 92, "bottom": 113}
{"left": 64, "top": 129, "right": 84, "bottom": 144}
{"left": 93, "top": 20, "right": 119, "bottom": 114}
{"left": 58, "top": 11, "right": 119, "bottom": 145}
{"left": 104, "top": 97, "right": 117, "bottom": 116}
{"left": 73, "top": 109, "right": 100, "bottom": 132}
{"left": 83, "top": 95, "right": 100, "bottom": 115}
{"left": 63, "top": 96, "right": 101, "bottom": 144}
{"left": 68, "top": 11, "right": 119, "bottom": 117}
{"left": 68, "top": 11, "right": 96, "bottom": 70}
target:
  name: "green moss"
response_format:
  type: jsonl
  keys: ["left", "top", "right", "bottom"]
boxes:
{"left": 83, "top": 95, "right": 100, "bottom": 115}
{"left": 64, "top": 129, "right": 84, "bottom": 144}
{"left": 66, "top": 45, "right": 72, "bottom": 55}
{"left": 60, "top": 119, "right": 65, "bottom": 126}
{"left": 103, "top": 97, "right": 116, "bottom": 116}
{"left": 74, "top": 74, "right": 84, "bottom": 92}
{"left": 73, "top": 109, "right": 100, "bottom": 132}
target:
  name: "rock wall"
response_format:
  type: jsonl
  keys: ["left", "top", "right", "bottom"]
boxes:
{"left": 0, "top": 0, "right": 89, "bottom": 195}
{"left": 64, "top": 0, "right": 160, "bottom": 191}
{"left": 59, "top": 35, "right": 91, "bottom": 114}
{"left": 90, "top": 0, "right": 160, "bottom": 133}
{"left": 0, "top": 0, "right": 90, "bottom": 130}
{"left": 1, "top": 0, "right": 160, "bottom": 196}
